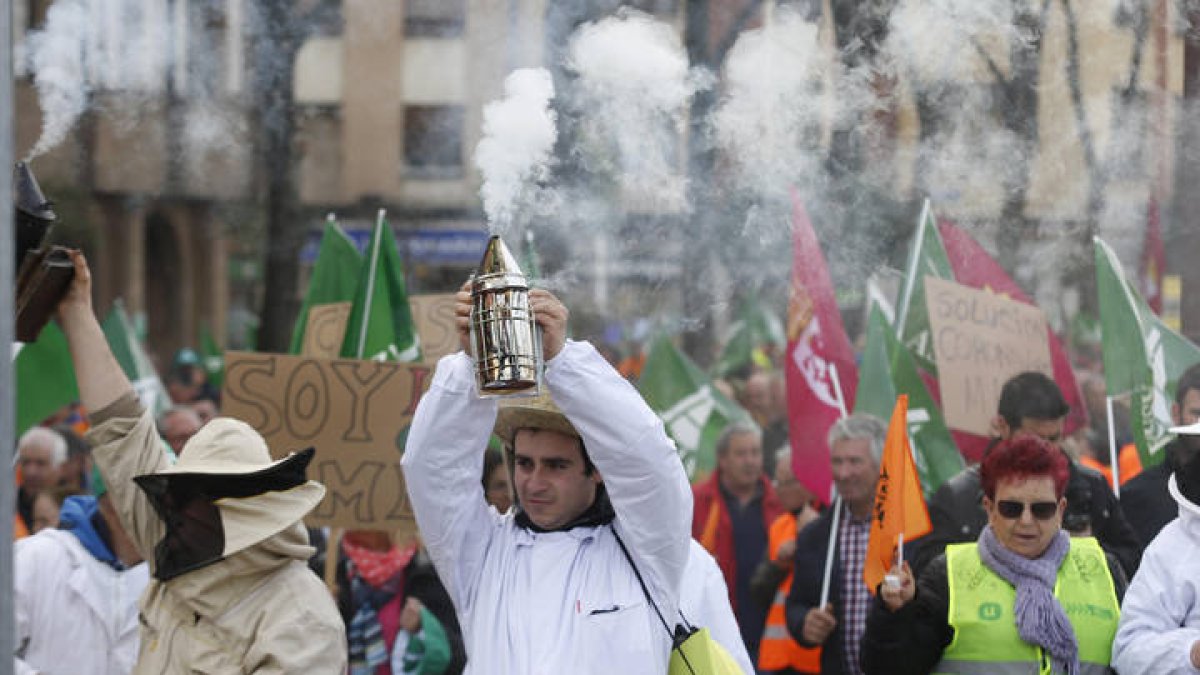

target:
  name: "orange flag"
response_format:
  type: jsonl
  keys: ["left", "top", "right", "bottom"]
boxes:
{"left": 863, "top": 394, "right": 932, "bottom": 593}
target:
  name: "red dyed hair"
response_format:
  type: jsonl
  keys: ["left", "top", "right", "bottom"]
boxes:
{"left": 980, "top": 434, "right": 1070, "bottom": 500}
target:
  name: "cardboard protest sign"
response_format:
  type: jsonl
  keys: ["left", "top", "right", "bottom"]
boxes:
{"left": 301, "top": 302, "right": 353, "bottom": 359}
{"left": 409, "top": 293, "right": 460, "bottom": 363}
{"left": 221, "top": 351, "right": 432, "bottom": 533}
{"left": 925, "top": 276, "right": 1052, "bottom": 436}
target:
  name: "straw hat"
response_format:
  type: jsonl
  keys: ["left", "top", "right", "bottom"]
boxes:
{"left": 493, "top": 389, "right": 579, "bottom": 444}
{"left": 134, "top": 417, "right": 325, "bottom": 561}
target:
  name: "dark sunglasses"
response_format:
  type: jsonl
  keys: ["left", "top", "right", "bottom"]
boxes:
{"left": 996, "top": 500, "right": 1058, "bottom": 520}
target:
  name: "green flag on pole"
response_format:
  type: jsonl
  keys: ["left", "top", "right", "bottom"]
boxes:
{"left": 290, "top": 217, "right": 364, "bottom": 355}
{"left": 713, "top": 295, "right": 786, "bottom": 379}
{"left": 638, "top": 334, "right": 753, "bottom": 481}
{"left": 894, "top": 199, "right": 953, "bottom": 371}
{"left": 342, "top": 210, "right": 421, "bottom": 361}
{"left": 1095, "top": 237, "right": 1200, "bottom": 467}
{"left": 855, "top": 306, "right": 964, "bottom": 495}
{"left": 14, "top": 323, "right": 80, "bottom": 434}
{"left": 102, "top": 299, "right": 171, "bottom": 417}
{"left": 102, "top": 299, "right": 172, "bottom": 415}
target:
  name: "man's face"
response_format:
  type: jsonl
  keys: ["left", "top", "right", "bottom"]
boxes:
{"left": 19, "top": 442, "right": 60, "bottom": 492}
{"left": 773, "top": 460, "right": 811, "bottom": 513}
{"left": 984, "top": 475, "right": 1064, "bottom": 559}
{"left": 718, "top": 431, "right": 763, "bottom": 494}
{"left": 1172, "top": 389, "right": 1200, "bottom": 461}
{"left": 512, "top": 429, "right": 600, "bottom": 530}
{"left": 830, "top": 437, "right": 879, "bottom": 513}
{"left": 163, "top": 411, "right": 202, "bottom": 456}
{"left": 1011, "top": 417, "right": 1065, "bottom": 449}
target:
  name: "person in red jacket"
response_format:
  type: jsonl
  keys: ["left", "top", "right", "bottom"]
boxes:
{"left": 693, "top": 421, "right": 783, "bottom": 662}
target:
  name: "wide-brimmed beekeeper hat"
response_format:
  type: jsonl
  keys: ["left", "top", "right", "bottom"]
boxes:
{"left": 134, "top": 417, "right": 324, "bottom": 579}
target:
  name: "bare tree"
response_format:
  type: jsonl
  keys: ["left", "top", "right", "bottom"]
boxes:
{"left": 250, "top": 0, "right": 338, "bottom": 353}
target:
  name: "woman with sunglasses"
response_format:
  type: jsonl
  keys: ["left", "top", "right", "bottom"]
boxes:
{"left": 859, "top": 434, "right": 1126, "bottom": 675}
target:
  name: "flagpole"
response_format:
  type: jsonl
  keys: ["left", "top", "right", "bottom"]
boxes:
{"left": 1106, "top": 395, "right": 1121, "bottom": 497}
{"left": 355, "top": 209, "right": 386, "bottom": 359}
{"left": 819, "top": 494, "right": 841, "bottom": 609}
{"left": 819, "top": 362, "right": 850, "bottom": 608}
{"left": 894, "top": 198, "right": 931, "bottom": 337}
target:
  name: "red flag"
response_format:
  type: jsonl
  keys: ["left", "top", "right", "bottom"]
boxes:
{"left": 786, "top": 194, "right": 858, "bottom": 502}
{"left": 1139, "top": 199, "right": 1166, "bottom": 315}
{"left": 936, "top": 221, "right": 1089, "bottom": 452}
{"left": 864, "top": 394, "right": 932, "bottom": 593}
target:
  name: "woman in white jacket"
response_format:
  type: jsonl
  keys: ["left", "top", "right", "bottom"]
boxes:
{"left": 1113, "top": 421, "right": 1200, "bottom": 674}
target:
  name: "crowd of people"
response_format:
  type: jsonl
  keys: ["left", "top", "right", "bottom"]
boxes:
{"left": 10, "top": 249, "right": 1200, "bottom": 674}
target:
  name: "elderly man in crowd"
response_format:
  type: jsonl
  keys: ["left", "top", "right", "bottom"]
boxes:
{"left": 15, "top": 427, "right": 66, "bottom": 535}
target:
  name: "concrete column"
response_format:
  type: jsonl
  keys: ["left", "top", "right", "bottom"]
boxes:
{"left": 342, "top": 0, "right": 405, "bottom": 201}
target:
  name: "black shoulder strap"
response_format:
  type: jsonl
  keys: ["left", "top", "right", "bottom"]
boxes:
{"left": 610, "top": 524, "right": 672, "bottom": 637}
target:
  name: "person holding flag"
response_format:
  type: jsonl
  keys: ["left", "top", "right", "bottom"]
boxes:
{"left": 860, "top": 435, "right": 1126, "bottom": 675}
{"left": 861, "top": 395, "right": 931, "bottom": 598}
{"left": 784, "top": 413, "right": 886, "bottom": 675}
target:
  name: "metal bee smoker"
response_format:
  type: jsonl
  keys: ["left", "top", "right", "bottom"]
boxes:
{"left": 469, "top": 235, "right": 541, "bottom": 397}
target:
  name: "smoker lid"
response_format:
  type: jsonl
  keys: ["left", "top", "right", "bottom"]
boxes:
{"left": 472, "top": 235, "right": 528, "bottom": 292}
{"left": 14, "top": 162, "right": 57, "bottom": 223}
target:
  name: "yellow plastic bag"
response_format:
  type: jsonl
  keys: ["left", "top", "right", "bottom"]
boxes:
{"left": 668, "top": 627, "right": 744, "bottom": 675}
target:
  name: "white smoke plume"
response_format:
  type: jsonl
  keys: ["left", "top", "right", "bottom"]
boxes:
{"left": 25, "top": 0, "right": 91, "bottom": 160}
{"left": 566, "top": 8, "right": 710, "bottom": 212}
{"left": 712, "top": 10, "right": 832, "bottom": 202}
{"left": 474, "top": 68, "right": 558, "bottom": 234}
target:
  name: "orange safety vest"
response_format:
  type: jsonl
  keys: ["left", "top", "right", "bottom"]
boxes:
{"left": 1079, "top": 444, "right": 1143, "bottom": 489}
{"left": 757, "top": 512, "right": 821, "bottom": 673}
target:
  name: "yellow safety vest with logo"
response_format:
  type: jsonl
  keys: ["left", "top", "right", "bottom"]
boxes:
{"left": 935, "top": 537, "right": 1119, "bottom": 675}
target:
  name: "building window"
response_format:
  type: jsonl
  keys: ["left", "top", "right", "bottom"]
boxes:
{"left": 404, "top": 0, "right": 465, "bottom": 38}
{"left": 403, "top": 105, "right": 464, "bottom": 178}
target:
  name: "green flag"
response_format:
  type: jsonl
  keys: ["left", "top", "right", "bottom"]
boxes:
{"left": 855, "top": 306, "right": 964, "bottom": 495}
{"left": 14, "top": 323, "right": 80, "bottom": 434}
{"left": 713, "top": 295, "right": 786, "bottom": 379}
{"left": 198, "top": 322, "right": 225, "bottom": 392}
{"left": 895, "top": 199, "right": 953, "bottom": 371}
{"left": 290, "top": 218, "right": 364, "bottom": 354}
{"left": 638, "top": 334, "right": 753, "bottom": 481}
{"left": 342, "top": 211, "right": 421, "bottom": 361}
{"left": 1095, "top": 237, "right": 1200, "bottom": 467}
{"left": 102, "top": 299, "right": 171, "bottom": 417}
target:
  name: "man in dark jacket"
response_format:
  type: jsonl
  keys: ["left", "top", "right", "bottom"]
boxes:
{"left": 785, "top": 413, "right": 887, "bottom": 675}
{"left": 914, "top": 371, "right": 1142, "bottom": 577}
{"left": 1120, "top": 363, "right": 1200, "bottom": 546}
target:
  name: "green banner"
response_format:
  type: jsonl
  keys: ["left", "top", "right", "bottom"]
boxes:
{"left": 1096, "top": 237, "right": 1200, "bottom": 467}
{"left": 855, "top": 307, "right": 964, "bottom": 495}
{"left": 638, "top": 334, "right": 752, "bottom": 481}
{"left": 342, "top": 213, "right": 421, "bottom": 361}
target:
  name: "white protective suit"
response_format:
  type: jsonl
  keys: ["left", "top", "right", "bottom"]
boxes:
{"left": 402, "top": 341, "right": 693, "bottom": 675}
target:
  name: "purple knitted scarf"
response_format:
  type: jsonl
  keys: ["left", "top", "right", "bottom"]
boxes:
{"left": 978, "top": 526, "right": 1078, "bottom": 675}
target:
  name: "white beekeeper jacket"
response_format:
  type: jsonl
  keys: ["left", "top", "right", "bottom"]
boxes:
{"left": 402, "top": 340, "right": 693, "bottom": 675}
{"left": 1112, "top": 473, "right": 1200, "bottom": 674}
{"left": 14, "top": 527, "right": 149, "bottom": 675}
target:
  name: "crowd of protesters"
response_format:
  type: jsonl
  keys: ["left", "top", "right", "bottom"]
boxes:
{"left": 10, "top": 251, "right": 1200, "bottom": 675}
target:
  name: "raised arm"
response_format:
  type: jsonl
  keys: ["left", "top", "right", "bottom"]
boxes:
{"left": 401, "top": 351, "right": 500, "bottom": 612}
{"left": 534, "top": 291, "right": 692, "bottom": 620}
{"left": 56, "top": 251, "right": 168, "bottom": 561}
{"left": 56, "top": 250, "right": 131, "bottom": 412}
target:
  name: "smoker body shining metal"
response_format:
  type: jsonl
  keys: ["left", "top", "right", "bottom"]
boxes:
{"left": 469, "top": 235, "right": 541, "bottom": 397}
